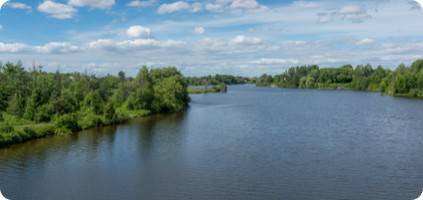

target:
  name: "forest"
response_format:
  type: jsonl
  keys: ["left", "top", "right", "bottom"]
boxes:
{"left": 0, "top": 63, "right": 190, "bottom": 146}
{"left": 255, "top": 59, "right": 423, "bottom": 98}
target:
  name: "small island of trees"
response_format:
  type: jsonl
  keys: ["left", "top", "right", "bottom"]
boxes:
{"left": 185, "top": 74, "right": 247, "bottom": 94}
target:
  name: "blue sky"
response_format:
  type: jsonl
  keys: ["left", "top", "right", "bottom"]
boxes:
{"left": 0, "top": 0, "right": 423, "bottom": 76}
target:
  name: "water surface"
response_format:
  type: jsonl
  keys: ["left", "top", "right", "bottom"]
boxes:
{"left": 1, "top": 85, "right": 423, "bottom": 200}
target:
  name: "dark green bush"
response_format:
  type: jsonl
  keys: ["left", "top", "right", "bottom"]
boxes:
{"left": 77, "top": 112, "right": 104, "bottom": 130}
{"left": 54, "top": 113, "right": 81, "bottom": 132}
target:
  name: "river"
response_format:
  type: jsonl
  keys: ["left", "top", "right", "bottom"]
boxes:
{"left": 1, "top": 85, "right": 423, "bottom": 200}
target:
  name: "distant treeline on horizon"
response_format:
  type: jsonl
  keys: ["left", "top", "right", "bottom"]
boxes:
{"left": 255, "top": 59, "right": 423, "bottom": 98}
{"left": 185, "top": 74, "right": 250, "bottom": 86}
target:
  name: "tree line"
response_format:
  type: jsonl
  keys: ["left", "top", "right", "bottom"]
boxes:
{"left": 255, "top": 59, "right": 423, "bottom": 98}
{"left": 185, "top": 74, "right": 250, "bottom": 86}
{"left": 0, "top": 63, "right": 190, "bottom": 146}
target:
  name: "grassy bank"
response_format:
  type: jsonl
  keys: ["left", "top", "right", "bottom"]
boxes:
{"left": 0, "top": 110, "right": 150, "bottom": 147}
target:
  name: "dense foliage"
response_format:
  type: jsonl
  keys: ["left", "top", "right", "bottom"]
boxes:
{"left": 255, "top": 59, "right": 423, "bottom": 98}
{"left": 0, "top": 63, "right": 189, "bottom": 146}
{"left": 186, "top": 74, "right": 250, "bottom": 86}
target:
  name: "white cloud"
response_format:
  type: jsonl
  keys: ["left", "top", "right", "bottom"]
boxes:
{"left": 336, "top": 5, "right": 372, "bottom": 23}
{"left": 230, "top": 0, "right": 266, "bottom": 11}
{"left": 6, "top": 2, "right": 32, "bottom": 12}
{"left": 196, "top": 38, "right": 226, "bottom": 50}
{"left": 0, "top": 42, "right": 80, "bottom": 54}
{"left": 0, "top": 43, "right": 30, "bottom": 53}
{"left": 191, "top": 2, "right": 202, "bottom": 12}
{"left": 89, "top": 38, "right": 186, "bottom": 51}
{"left": 158, "top": 1, "right": 201, "bottom": 14}
{"left": 205, "top": 0, "right": 266, "bottom": 12}
{"left": 37, "top": 1, "right": 76, "bottom": 19}
{"left": 355, "top": 38, "right": 375, "bottom": 45}
{"left": 230, "top": 35, "right": 262, "bottom": 45}
{"left": 68, "top": 0, "right": 115, "bottom": 9}
{"left": 126, "top": 0, "right": 157, "bottom": 8}
{"left": 194, "top": 26, "right": 205, "bottom": 34}
{"left": 36, "top": 42, "right": 80, "bottom": 54}
{"left": 127, "top": 25, "right": 152, "bottom": 38}
{"left": 5, "top": 0, "right": 423, "bottom": 76}
{"left": 252, "top": 58, "right": 299, "bottom": 65}
{"left": 205, "top": 3, "right": 224, "bottom": 12}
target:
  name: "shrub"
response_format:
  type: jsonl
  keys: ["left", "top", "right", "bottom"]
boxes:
{"left": 77, "top": 112, "right": 104, "bottom": 130}
{"left": 54, "top": 113, "right": 81, "bottom": 132}
{"left": 0, "top": 123, "right": 14, "bottom": 133}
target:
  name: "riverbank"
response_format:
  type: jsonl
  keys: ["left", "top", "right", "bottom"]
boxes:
{"left": 0, "top": 110, "right": 151, "bottom": 147}
{"left": 0, "top": 64, "right": 189, "bottom": 147}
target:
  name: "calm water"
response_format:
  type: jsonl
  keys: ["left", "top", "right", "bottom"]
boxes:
{"left": 1, "top": 85, "right": 423, "bottom": 200}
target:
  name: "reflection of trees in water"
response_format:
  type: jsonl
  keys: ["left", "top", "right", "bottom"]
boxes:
{"left": 0, "top": 126, "right": 119, "bottom": 171}
{"left": 0, "top": 112, "right": 189, "bottom": 172}
{"left": 135, "top": 112, "right": 188, "bottom": 159}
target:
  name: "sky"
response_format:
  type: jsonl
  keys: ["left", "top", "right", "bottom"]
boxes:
{"left": 0, "top": 0, "right": 423, "bottom": 76}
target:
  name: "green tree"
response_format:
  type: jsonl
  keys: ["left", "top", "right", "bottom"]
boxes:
{"left": 130, "top": 66, "right": 154, "bottom": 110}
{"left": 82, "top": 90, "right": 104, "bottom": 115}
{"left": 104, "top": 102, "right": 119, "bottom": 124}
{"left": 7, "top": 93, "right": 26, "bottom": 117}
{"left": 152, "top": 75, "right": 189, "bottom": 113}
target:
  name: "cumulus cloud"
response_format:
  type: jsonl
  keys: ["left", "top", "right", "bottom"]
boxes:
{"left": 158, "top": 1, "right": 201, "bottom": 14}
{"left": 68, "top": 0, "right": 115, "bottom": 9}
{"left": 37, "top": 1, "right": 76, "bottom": 19}
{"left": 194, "top": 26, "right": 205, "bottom": 34}
{"left": 126, "top": 0, "right": 157, "bottom": 8}
{"left": 6, "top": 2, "right": 32, "bottom": 12}
{"left": 127, "top": 25, "right": 152, "bottom": 38}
